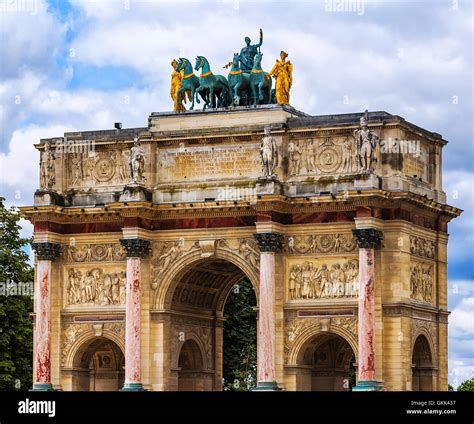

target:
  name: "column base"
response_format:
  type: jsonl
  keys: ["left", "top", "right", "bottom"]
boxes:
{"left": 253, "top": 381, "right": 281, "bottom": 391}
{"left": 352, "top": 380, "right": 384, "bottom": 391}
{"left": 121, "top": 382, "right": 145, "bottom": 391}
{"left": 32, "top": 383, "right": 54, "bottom": 391}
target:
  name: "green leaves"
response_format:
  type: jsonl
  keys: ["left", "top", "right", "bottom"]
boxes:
{"left": 0, "top": 197, "right": 34, "bottom": 391}
{"left": 223, "top": 278, "right": 257, "bottom": 391}
{"left": 457, "top": 376, "right": 474, "bottom": 391}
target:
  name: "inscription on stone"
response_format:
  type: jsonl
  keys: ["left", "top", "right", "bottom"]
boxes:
{"left": 158, "top": 144, "right": 260, "bottom": 182}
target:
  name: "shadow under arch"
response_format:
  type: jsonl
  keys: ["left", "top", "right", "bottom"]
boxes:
{"left": 412, "top": 334, "right": 437, "bottom": 391}
{"left": 155, "top": 247, "right": 259, "bottom": 391}
{"left": 69, "top": 335, "right": 125, "bottom": 391}
{"left": 176, "top": 339, "right": 210, "bottom": 391}
{"left": 64, "top": 328, "right": 125, "bottom": 370}
{"left": 288, "top": 323, "right": 358, "bottom": 367}
{"left": 289, "top": 327, "right": 357, "bottom": 392}
{"left": 153, "top": 247, "right": 260, "bottom": 311}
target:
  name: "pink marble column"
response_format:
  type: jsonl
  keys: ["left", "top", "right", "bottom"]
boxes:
{"left": 254, "top": 233, "right": 283, "bottom": 390}
{"left": 352, "top": 228, "right": 383, "bottom": 391}
{"left": 120, "top": 238, "right": 150, "bottom": 391}
{"left": 31, "top": 242, "right": 61, "bottom": 391}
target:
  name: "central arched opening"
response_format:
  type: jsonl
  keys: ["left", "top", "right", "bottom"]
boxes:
{"left": 297, "top": 333, "right": 356, "bottom": 391}
{"left": 169, "top": 257, "right": 257, "bottom": 391}
{"left": 72, "top": 337, "right": 124, "bottom": 391}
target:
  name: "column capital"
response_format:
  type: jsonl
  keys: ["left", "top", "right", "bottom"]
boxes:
{"left": 352, "top": 228, "right": 383, "bottom": 249}
{"left": 254, "top": 232, "right": 283, "bottom": 253}
{"left": 120, "top": 238, "right": 150, "bottom": 258}
{"left": 31, "top": 242, "right": 61, "bottom": 261}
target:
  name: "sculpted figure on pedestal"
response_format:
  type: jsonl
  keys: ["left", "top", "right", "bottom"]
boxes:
{"left": 39, "top": 141, "right": 56, "bottom": 190}
{"left": 129, "top": 137, "right": 146, "bottom": 184}
{"left": 353, "top": 111, "right": 380, "bottom": 173}
{"left": 260, "top": 127, "right": 279, "bottom": 178}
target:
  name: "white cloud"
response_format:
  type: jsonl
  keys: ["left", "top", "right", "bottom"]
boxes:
{"left": 0, "top": 0, "right": 67, "bottom": 79}
{"left": 448, "top": 279, "right": 474, "bottom": 387}
{"left": 0, "top": 124, "right": 70, "bottom": 199}
{"left": 450, "top": 297, "right": 474, "bottom": 338}
{"left": 449, "top": 358, "right": 474, "bottom": 389}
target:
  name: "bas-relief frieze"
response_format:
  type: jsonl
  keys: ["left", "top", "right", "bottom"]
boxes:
{"left": 64, "top": 243, "right": 126, "bottom": 263}
{"left": 67, "top": 150, "right": 130, "bottom": 187}
{"left": 287, "top": 115, "right": 381, "bottom": 176}
{"left": 410, "top": 236, "right": 436, "bottom": 260}
{"left": 410, "top": 261, "right": 434, "bottom": 303}
{"left": 287, "top": 257, "right": 359, "bottom": 301}
{"left": 65, "top": 267, "right": 126, "bottom": 307}
{"left": 285, "top": 233, "right": 357, "bottom": 255}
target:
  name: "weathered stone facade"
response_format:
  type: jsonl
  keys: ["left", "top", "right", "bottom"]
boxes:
{"left": 21, "top": 105, "right": 461, "bottom": 391}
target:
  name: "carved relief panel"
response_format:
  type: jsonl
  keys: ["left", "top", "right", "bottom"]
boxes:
{"left": 64, "top": 266, "right": 126, "bottom": 307}
{"left": 67, "top": 149, "right": 130, "bottom": 188}
{"left": 64, "top": 243, "right": 126, "bottom": 263}
{"left": 287, "top": 129, "right": 382, "bottom": 177}
{"left": 410, "top": 236, "right": 436, "bottom": 259}
{"left": 285, "top": 233, "right": 356, "bottom": 255}
{"left": 410, "top": 260, "right": 434, "bottom": 303}
{"left": 286, "top": 257, "right": 359, "bottom": 301}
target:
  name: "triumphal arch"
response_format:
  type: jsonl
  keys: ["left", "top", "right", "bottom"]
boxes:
{"left": 20, "top": 103, "right": 462, "bottom": 392}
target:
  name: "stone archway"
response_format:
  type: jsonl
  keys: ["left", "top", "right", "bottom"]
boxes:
{"left": 412, "top": 334, "right": 436, "bottom": 391}
{"left": 162, "top": 256, "right": 257, "bottom": 391}
{"left": 292, "top": 332, "right": 356, "bottom": 391}
{"left": 70, "top": 337, "right": 125, "bottom": 391}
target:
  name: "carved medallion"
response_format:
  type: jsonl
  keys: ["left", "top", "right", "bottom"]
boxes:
{"left": 317, "top": 147, "right": 341, "bottom": 173}
{"left": 93, "top": 157, "right": 115, "bottom": 182}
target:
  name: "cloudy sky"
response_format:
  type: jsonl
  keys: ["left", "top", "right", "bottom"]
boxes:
{"left": 0, "top": 0, "right": 472, "bottom": 387}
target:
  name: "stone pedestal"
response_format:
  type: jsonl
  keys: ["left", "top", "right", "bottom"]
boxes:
{"left": 352, "top": 228, "right": 384, "bottom": 391}
{"left": 119, "top": 184, "right": 152, "bottom": 202}
{"left": 353, "top": 173, "right": 381, "bottom": 190}
{"left": 31, "top": 242, "right": 61, "bottom": 391}
{"left": 253, "top": 232, "right": 283, "bottom": 391}
{"left": 119, "top": 238, "right": 150, "bottom": 391}
{"left": 256, "top": 177, "right": 283, "bottom": 195}
{"left": 33, "top": 190, "right": 64, "bottom": 206}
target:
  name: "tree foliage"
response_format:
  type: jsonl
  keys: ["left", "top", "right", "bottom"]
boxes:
{"left": 223, "top": 277, "right": 257, "bottom": 391}
{"left": 457, "top": 376, "right": 474, "bottom": 392}
{"left": 0, "top": 197, "right": 34, "bottom": 391}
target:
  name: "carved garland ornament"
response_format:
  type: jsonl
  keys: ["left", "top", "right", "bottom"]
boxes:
{"left": 64, "top": 243, "right": 126, "bottom": 263}
{"left": 285, "top": 233, "right": 356, "bottom": 255}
